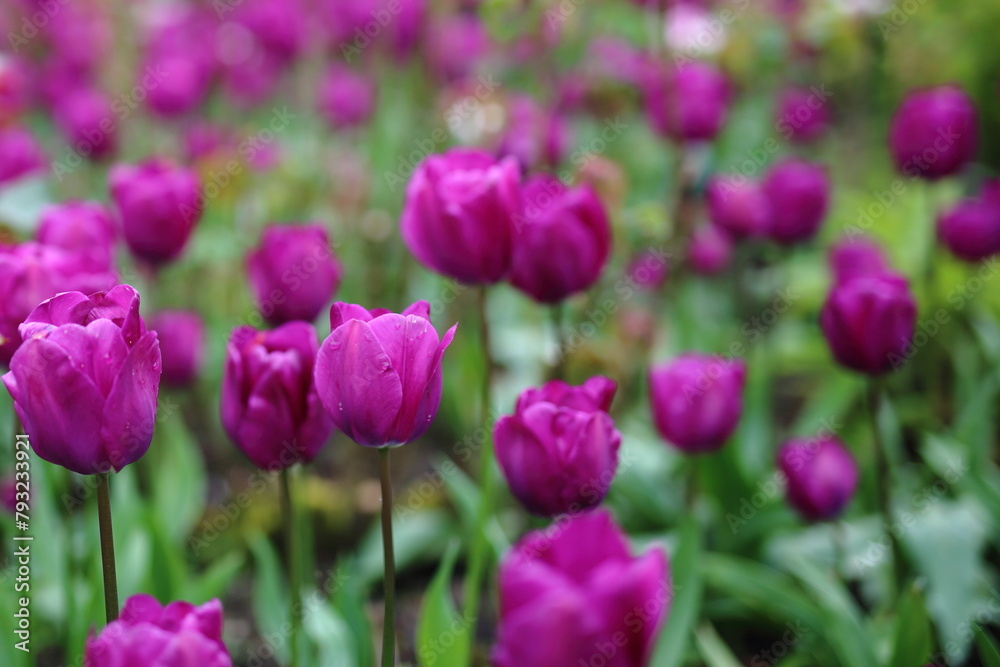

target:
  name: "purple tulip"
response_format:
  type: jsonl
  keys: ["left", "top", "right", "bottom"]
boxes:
{"left": 221, "top": 322, "right": 332, "bottom": 469}
{"left": 937, "top": 186, "right": 1000, "bottom": 262}
{"left": 687, "top": 225, "right": 733, "bottom": 275}
{"left": 2, "top": 285, "right": 161, "bottom": 475}
{"left": 150, "top": 311, "right": 205, "bottom": 387}
{"left": 497, "top": 96, "right": 569, "bottom": 170}
{"left": 0, "top": 57, "right": 30, "bottom": 124}
{"left": 315, "top": 301, "right": 456, "bottom": 448}
{"left": 493, "top": 510, "right": 669, "bottom": 667}
{"left": 644, "top": 61, "right": 730, "bottom": 142}
{"left": 37, "top": 201, "right": 117, "bottom": 272}
{"left": 323, "top": 0, "right": 426, "bottom": 61}
{"left": 509, "top": 176, "right": 611, "bottom": 303}
{"left": 54, "top": 88, "right": 117, "bottom": 160}
{"left": 762, "top": 159, "right": 830, "bottom": 244}
{"left": 317, "top": 64, "right": 376, "bottom": 130}
{"left": 145, "top": 54, "right": 213, "bottom": 118}
{"left": 400, "top": 148, "right": 521, "bottom": 284}
{"left": 707, "top": 176, "right": 771, "bottom": 239}
{"left": 627, "top": 249, "right": 670, "bottom": 289}
{"left": 494, "top": 377, "right": 621, "bottom": 516}
{"left": 1, "top": 477, "right": 16, "bottom": 514}
{"left": 889, "top": 85, "right": 978, "bottom": 180}
{"left": 649, "top": 354, "right": 746, "bottom": 454}
{"left": 109, "top": 158, "right": 203, "bottom": 266}
{"left": 820, "top": 273, "right": 917, "bottom": 375}
{"left": 247, "top": 224, "right": 342, "bottom": 326}
{"left": 0, "top": 126, "right": 47, "bottom": 186}
{"left": 777, "top": 436, "right": 858, "bottom": 522}
{"left": 425, "top": 14, "right": 491, "bottom": 81}
{"left": 828, "top": 236, "right": 889, "bottom": 284}
{"left": 776, "top": 86, "right": 831, "bottom": 143}
{"left": 84, "top": 594, "right": 230, "bottom": 667}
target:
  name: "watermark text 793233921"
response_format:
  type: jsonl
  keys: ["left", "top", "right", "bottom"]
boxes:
{"left": 13, "top": 433, "right": 31, "bottom": 653}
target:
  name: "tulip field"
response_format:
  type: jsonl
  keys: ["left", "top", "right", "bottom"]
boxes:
{"left": 3, "top": 0, "right": 1000, "bottom": 665}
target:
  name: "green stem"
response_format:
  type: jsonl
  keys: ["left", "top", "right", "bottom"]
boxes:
{"left": 550, "top": 303, "right": 567, "bottom": 380}
{"left": 96, "top": 472, "right": 118, "bottom": 623}
{"left": 684, "top": 456, "right": 699, "bottom": 514}
{"left": 281, "top": 467, "right": 302, "bottom": 667}
{"left": 378, "top": 448, "right": 396, "bottom": 667}
{"left": 867, "top": 380, "right": 904, "bottom": 597}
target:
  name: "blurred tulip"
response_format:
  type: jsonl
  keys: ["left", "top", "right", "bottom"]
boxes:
{"left": 645, "top": 61, "right": 730, "bottom": 142}
{"left": 150, "top": 311, "right": 205, "bottom": 387}
{"left": 687, "top": 225, "right": 733, "bottom": 275}
{"left": 54, "top": 88, "right": 117, "bottom": 160}
{"left": 109, "top": 159, "right": 202, "bottom": 266}
{"left": 317, "top": 64, "right": 376, "bottom": 130}
{"left": 324, "top": 0, "right": 427, "bottom": 61}
{"left": 315, "top": 301, "right": 456, "bottom": 447}
{"left": 889, "top": 85, "right": 977, "bottom": 180}
{"left": 820, "top": 273, "right": 916, "bottom": 375}
{"left": 497, "top": 96, "right": 569, "bottom": 170}
{"left": 145, "top": 55, "right": 213, "bottom": 118}
{"left": 84, "top": 594, "right": 230, "bottom": 666}
{"left": 400, "top": 148, "right": 521, "bottom": 284}
{"left": 707, "top": 176, "right": 770, "bottom": 239}
{"left": 649, "top": 354, "right": 746, "bottom": 453}
{"left": 628, "top": 248, "right": 670, "bottom": 289}
{"left": 425, "top": 14, "right": 491, "bottom": 81}
{"left": 493, "top": 510, "right": 669, "bottom": 667}
{"left": 763, "top": 159, "right": 830, "bottom": 244}
{"left": 221, "top": 322, "right": 333, "bottom": 469}
{"left": 247, "top": 224, "right": 342, "bottom": 325}
{"left": 776, "top": 86, "right": 831, "bottom": 143}
{"left": 777, "top": 436, "right": 858, "bottom": 522}
{"left": 828, "top": 236, "right": 889, "bottom": 283}
{"left": 0, "top": 56, "right": 30, "bottom": 124}
{"left": 510, "top": 176, "right": 611, "bottom": 303}
{"left": 2, "top": 285, "right": 160, "bottom": 475}
{"left": 0, "top": 126, "right": 47, "bottom": 186}
{"left": 37, "top": 201, "right": 117, "bottom": 272}
{"left": 494, "top": 377, "right": 621, "bottom": 516}
{"left": 936, "top": 184, "right": 1000, "bottom": 262}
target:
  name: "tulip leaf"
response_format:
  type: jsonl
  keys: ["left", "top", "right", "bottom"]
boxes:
{"left": 249, "top": 531, "right": 290, "bottom": 664}
{"left": 188, "top": 551, "right": 245, "bottom": 602}
{"left": 150, "top": 412, "right": 208, "bottom": 545}
{"left": 305, "top": 601, "right": 358, "bottom": 667}
{"left": 888, "top": 584, "right": 933, "bottom": 667}
{"left": 651, "top": 515, "right": 702, "bottom": 667}
{"left": 416, "top": 541, "right": 467, "bottom": 667}
{"left": 332, "top": 557, "right": 375, "bottom": 667}
{"left": 974, "top": 625, "right": 1000, "bottom": 667}
{"left": 694, "top": 623, "right": 742, "bottom": 667}
{"left": 356, "top": 508, "right": 456, "bottom": 588}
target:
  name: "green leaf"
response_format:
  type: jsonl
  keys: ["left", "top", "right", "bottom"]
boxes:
{"left": 702, "top": 554, "right": 823, "bottom": 629}
{"left": 150, "top": 413, "right": 208, "bottom": 545}
{"left": 305, "top": 602, "right": 358, "bottom": 667}
{"left": 249, "top": 532, "right": 289, "bottom": 664}
{"left": 651, "top": 516, "right": 702, "bottom": 667}
{"left": 416, "top": 542, "right": 467, "bottom": 667}
{"left": 975, "top": 625, "right": 1000, "bottom": 667}
{"left": 888, "top": 584, "right": 933, "bottom": 667}
{"left": 356, "top": 508, "right": 456, "bottom": 588}
{"left": 189, "top": 552, "right": 245, "bottom": 602}
{"left": 332, "top": 557, "right": 374, "bottom": 667}
{"left": 694, "top": 623, "right": 742, "bottom": 667}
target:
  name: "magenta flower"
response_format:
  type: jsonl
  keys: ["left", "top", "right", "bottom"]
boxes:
{"left": 54, "top": 87, "right": 117, "bottom": 160}
{"left": 889, "top": 85, "right": 978, "bottom": 180}
{"left": 497, "top": 95, "right": 569, "bottom": 170}
{"left": 687, "top": 225, "right": 733, "bottom": 276}
{"left": 37, "top": 200, "right": 117, "bottom": 272}
{"left": 827, "top": 237, "right": 889, "bottom": 284}
{"left": 150, "top": 311, "right": 205, "bottom": 387}
{"left": 707, "top": 176, "right": 771, "bottom": 239}
{"left": 0, "top": 126, "right": 47, "bottom": 186}
{"left": 762, "top": 159, "right": 830, "bottom": 244}
{"left": 644, "top": 61, "right": 730, "bottom": 142}
{"left": 315, "top": 301, "right": 456, "bottom": 447}
{"left": 777, "top": 436, "right": 859, "bottom": 522}
{"left": 937, "top": 181, "right": 1000, "bottom": 262}
{"left": 2, "top": 285, "right": 161, "bottom": 475}
{"left": 776, "top": 86, "right": 831, "bottom": 143}
{"left": 317, "top": 64, "right": 376, "bottom": 130}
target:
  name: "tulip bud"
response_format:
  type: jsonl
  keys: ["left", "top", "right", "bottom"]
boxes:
{"left": 644, "top": 61, "right": 730, "bottom": 142}
{"left": 509, "top": 176, "right": 611, "bottom": 303}
{"left": 221, "top": 322, "right": 332, "bottom": 469}
{"left": 54, "top": 88, "right": 117, "bottom": 160}
{"left": 315, "top": 301, "right": 456, "bottom": 447}
{"left": 687, "top": 225, "right": 733, "bottom": 275}
{"left": 494, "top": 377, "right": 621, "bottom": 516}
{"left": 763, "top": 159, "right": 830, "bottom": 244}
{"left": 493, "top": 510, "right": 668, "bottom": 667}
{"left": 777, "top": 436, "right": 858, "bottom": 522}
{"left": 828, "top": 236, "right": 888, "bottom": 284}
{"left": 0, "top": 126, "right": 47, "bottom": 186}
{"left": 2, "top": 285, "right": 161, "bottom": 475}
{"left": 85, "top": 594, "right": 231, "bottom": 666}
{"left": 889, "top": 85, "right": 977, "bottom": 180}
{"left": 400, "top": 149, "right": 521, "bottom": 284}
{"left": 936, "top": 187, "right": 1000, "bottom": 262}
{"left": 497, "top": 96, "right": 569, "bottom": 170}
{"left": 109, "top": 159, "right": 203, "bottom": 266}
{"left": 776, "top": 86, "right": 831, "bottom": 143}
{"left": 820, "top": 273, "right": 916, "bottom": 375}
{"left": 317, "top": 65, "right": 376, "bottom": 130}
{"left": 425, "top": 15, "right": 491, "bottom": 81}
{"left": 707, "top": 176, "right": 770, "bottom": 239}
{"left": 649, "top": 354, "right": 746, "bottom": 453}
{"left": 37, "top": 201, "right": 117, "bottom": 272}
{"left": 150, "top": 311, "right": 205, "bottom": 387}
{"left": 145, "top": 55, "right": 213, "bottom": 118}
{"left": 247, "top": 224, "right": 342, "bottom": 325}
{"left": 627, "top": 249, "right": 670, "bottom": 289}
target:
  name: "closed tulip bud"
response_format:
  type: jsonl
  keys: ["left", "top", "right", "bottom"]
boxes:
{"left": 315, "top": 301, "right": 456, "bottom": 448}
{"left": 936, "top": 193, "right": 1000, "bottom": 263}
{"left": 37, "top": 201, "right": 117, "bottom": 272}
{"left": 497, "top": 96, "right": 569, "bottom": 170}
{"left": 221, "top": 322, "right": 333, "bottom": 469}
{"left": 317, "top": 65, "right": 376, "bottom": 130}
{"left": 776, "top": 86, "right": 831, "bottom": 143}
{"left": 820, "top": 273, "right": 916, "bottom": 375}
{"left": 145, "top": 55, "right": 213, "bottom": 118}
{"left": 54, "top": 88, "right": 117, "bottom": 160}
{"left": 777, "top": 436, "right": 858, "bottom": 522}
{"left": 627, "top": 249, "right": 670, "bottom": 289}
{"left": 247, "top": 224, "right": 342, "bottom": 325}
{"left": 763, "top": 159, "right": 830, "bottom": 244}
{"left": 425, "top": 15, "right": 491, "bottom": 81}
{"left": 400, "top": 149, "right": 521, "bottom": 284}
{"left": 150, "top": 311, "right": 205, "bottom": 387}
{"left": 649, "top": 354, "right": 746, "bottom": 453}
{"left": 0, "top": 126, "right": 47, "bottom": 186}
{"left": 889, "top": 85, "right": 977, "bottom": 180}
{"left": 2, "top": 285, "right": 161, "bottom": 475}
{"left": 828, "top": 236, "right": 888, "bottom": 283}
{"left": 494, "top": 377, "right": 621, "bottom": 516}
{"left": 109, "top": 159, "right": 203, "bottom": 266}
{"left": 645, "top": 61, "right": 730, "bottom": 142}
{"left": 707, "top": 176, "right": 770, "bottom": 239}
{"left": 510, "top": 176, "right": 611, "bottom": 303}
{"left": 84, "top": 594, "right": 231, "bottom": 666}
{"left": 687, "top": 225, "right": 733, "bottom": 275}
{"left": 493, "top": 510, "right": 669, "bottom": 667}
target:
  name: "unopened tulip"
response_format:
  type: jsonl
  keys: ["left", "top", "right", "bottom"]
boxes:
{"left": 828, "top": 236, "right": 888, "bottom": 283}
{"left": 707, "top": 176, "right": 770, "bottom": 239}
{"left": 247, "top": 224, "right": 342, "bottom": 326}
{"left": 627, "top": 249, "right": 670, "bottom": 289}
{"left": 221, "top": 322, "right": 333, "bottom": 469}
{"left": 497, "top": 96, "right": 569, "bottom": 170}
{"left": 820, "top": 273, "right": 916, "bottom": 374}
{"left": 687, "top": 225, "right": 733, "bottom": 275}
{"left": 315, "top": 301, "right": 456, "bottom": 447}
{"left": 777, "top": 436, "right": 858, "bottom": 522}
{"left": 776, "top": 86, "right": 831, "bottom": 143}
{"left": 425, "top": 14, "right": 491, "bottom": 81}
{"left": 84, "top": 594, "right": 230, "bottom": 666}
{"left": 54, "top": 88, "right": 117, "bottom": 160}
{"left": 493, "top": 510, "right": 669, "bottom": 667}
{"left": 889, "top": 85, "right": 977, "bottom": 180}
{"left": 37, "top": 201, "right": 117, "bottom": 272}
{"left": 763, "top": 159, "right": 830, "bottom": 244}
{"left": 400, "top": 149, "right": 521, "bottom": 284}
{"left": 2, "top": 285, "right": 161, "bottom": 475}
{"left": 937, "top": 187, "right": 1000, "bottom": 262}
{"left": 509, "top": 176, "right": 611, "bottom": 303}
{"left": 0, "top": 126, "right": 47, "bottom": 186}
{"left": 150, "top": 311, "right": 205, "bottom": 387}
{"left": 494, "top": 377, "right": 621, "bottom": 516}
{"left": 317, "top": 65, "right": 376, "bottom": 130}
{"left": 649, "top": 354, "right": 746, "bottom": 453}
{"left": 645, "top": 61, "right": 730, "bottom": 142}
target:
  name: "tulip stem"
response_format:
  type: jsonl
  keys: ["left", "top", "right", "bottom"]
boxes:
{"left": 866, "top": 380, "right": 904, "bottom": 597}
{"left": 550, "top": 303, "right": 567, "bottom": 379}
{"left": 95, "top": 472, "right": 118, "bottom": 623}
{"left": 281, "top": 467, "right": 302, "bottom": 667}
{"left": 378, "top": 448, "right": 396, "bottom": 667}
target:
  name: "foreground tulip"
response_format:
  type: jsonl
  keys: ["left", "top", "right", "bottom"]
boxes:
{"left": 109, "top": 159, "right": 202, "bottom": 266}
{"left": 649, "top": 354, "right": 746, "bottom": 453}
{"left": 936, "top": 187, "right": 1000, "bottom": 262}
{"left": 828, "top": 236, "right": 888, "bottom": 283}
{"left": 84, "top": 594, "right": 230, "bottom": 667}
{"left": 687, "top": 225, "right": 733, "bottom": 275}
{"left": 151, "top": 311, "right": 205, "bottom": 387}
{"left": 400, "top": 148, "right": 521, "bottom": 284}
{"left": 493, "top": 510, "right": 669, "bottom": 667}
{"left": 494, "top": 377, "right": 620, "bottom": 516}
{"left": 645, "top": 61, "right": 730, "bottom": 142}
{"left": 889, "top": 85, "right": 977, "bottom": 180}
{"left": 37, "top": 201, "right": 117, "bottom": 271}
{"left": 509, "top": 176, "right": 611, "bottom": 303}
{"left": 247, "top": 224, "right": 342, "bottom": 326}
{"left": 221, "top": 322, "right": 333, "bottom": 469}
{"left": 777, "top": 436, "right": 859, "bottom": 522}
{"left": 707, "top": 176, "right": 770, "bottom": 239}
{"left": 763, "top": 160, "right": 830, "bottom": 244}
{"left": 820, "top": 273, "right": 916, "bottom": 374}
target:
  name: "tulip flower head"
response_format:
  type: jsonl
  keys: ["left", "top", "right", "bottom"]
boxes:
{"left": 37, "top": 200, "right": 117, "bottom": 272}
{"left": 151, "top": 310, "right": 205, "bottom": 387}
{"left": 889, "top": 85, "right": 978, "bottom": 180}
{"left": 762, "top": 159, "right": 830, "bottom": 244}
{"left": 936, "top": 181, "right": 1000, "bottom": 262}
{"left": 707, "top": 176, "right": 771, "bottom": 239}
{"left": 687, "top": 225, "right": 733, "bottom": 275}
{"left": 827, "top": 236, "right": 888, "bottom": 284}
{"left": 777, "top": 436, "right": 859, "bottom": 522}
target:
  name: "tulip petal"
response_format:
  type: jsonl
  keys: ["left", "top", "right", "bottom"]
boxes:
{"left": 232, "top": 362, "right": 301, "bottom": 468}
{"left": 101, "top": 331, "right": 160, "bottom": 471}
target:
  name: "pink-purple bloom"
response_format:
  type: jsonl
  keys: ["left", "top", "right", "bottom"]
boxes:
{"left": 889, "top": 85, "right": 978, "bottom": 180}
{"left": 644, "top": 61, "right": 730, "bottom": 142}
{"left": 317, "top": 65, "right": 376, "bottom": 130}
{"left": 36, "top": 201, "right": 117, "bottom": 272}
{"left": 762, "top": 159, "right": 830, "bottom": 244}
{"left": 936, "top": 180, "right": 1000, "bottom": 262}
{"left": 707, "top": 176, "right": 771, "bottom": 239}
{"left": 776, "top": 86, "right": 831, "bottom": 143}
{"left": 151, "top": 311, "right": 205, "bottom": 387}
{"left": 687, "top": 225, "right": 733, "bottom": 275}
{"left": 0, "top": 126, "right": 47, "bottom": 186}
{"left": 54, "top": 87, "right": 117, "bottom": 160}
{"left": 828, "top": 236, "right": 889, "bottom": 284}
{"left": 777, "top": 436, "right": 859, "bottom": 522}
